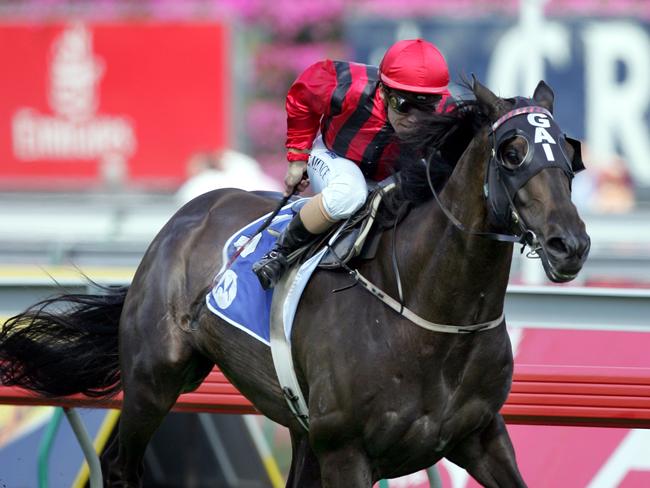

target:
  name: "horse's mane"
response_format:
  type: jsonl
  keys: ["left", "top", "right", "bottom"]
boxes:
{"left": 377, "top": 97, "right": 488, "bottom": 226}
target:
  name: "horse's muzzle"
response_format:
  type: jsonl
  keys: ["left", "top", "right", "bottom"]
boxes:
{"left": 539, "top": 230, "right": 591, "bottom": 283}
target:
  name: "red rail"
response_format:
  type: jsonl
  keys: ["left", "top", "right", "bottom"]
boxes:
{"left": 504, "top": 364, "right": 650, "bottom": 428}
{"left": 1, "top": 365, "right": 649, "bottom": 428}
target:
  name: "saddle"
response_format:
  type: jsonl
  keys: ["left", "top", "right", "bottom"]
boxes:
{"left": 303, "top": 177, "right": 396, "bottom": 269}
{"left": 257, "top": 177, "right": 396, "bottom": 271}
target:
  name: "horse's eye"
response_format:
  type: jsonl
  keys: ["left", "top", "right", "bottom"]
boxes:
{"left": 498, "top": 136, "right": 528, "bottom": 169}
{"left": 504, "top": 149, "right": 519, "bottom": 163}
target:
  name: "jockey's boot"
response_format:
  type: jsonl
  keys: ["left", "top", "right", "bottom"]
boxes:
{"left": 252, "top": 213, "right": 319, "bottom": 289}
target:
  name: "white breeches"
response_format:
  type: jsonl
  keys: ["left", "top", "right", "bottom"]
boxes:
{"left": 307, "top": 136, "right": 367, "bottom": 220}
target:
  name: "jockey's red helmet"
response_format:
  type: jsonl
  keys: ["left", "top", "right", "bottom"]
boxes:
{"left": 379, "top": 39, "right": 449, "bottom": 95}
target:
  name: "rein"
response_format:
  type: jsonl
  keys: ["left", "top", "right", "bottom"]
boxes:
{"left": 425, "top": 154, "right": 537, "bottom": 248}
{"left": 423, "top": 103, "right": 582, "bottom": 255}
{"left": 338, "top": 104, "right": 579, "bottom": 334}
{"left": 422, "top": 105, "right": 571, "bottom": 252}
{"left": 335, "top": 186, "right": 505, "bottom": 334}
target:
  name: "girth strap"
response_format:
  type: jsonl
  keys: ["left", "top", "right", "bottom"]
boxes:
{"left": 348, "top": 269, "right": 505, "bottom": 334}
{"left": 270, "top": 264, "right": 310, "bottom": 430}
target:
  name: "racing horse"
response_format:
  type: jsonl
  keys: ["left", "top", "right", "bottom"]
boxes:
{"left": 0, "top": 79, "right": 590, "bottom": 487}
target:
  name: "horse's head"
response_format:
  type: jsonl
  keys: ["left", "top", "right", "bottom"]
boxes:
{"left": 473, "top": 78, "right": 590, "bottom": 283}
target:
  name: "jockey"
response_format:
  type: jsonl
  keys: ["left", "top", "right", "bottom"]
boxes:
{"left": 253, "top": 39, "right": 452, "bottom": 289}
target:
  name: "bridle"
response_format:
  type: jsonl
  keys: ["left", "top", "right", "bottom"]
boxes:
{"left": 339, "top": 99, "right": 586, "bottom": 333}
{"left": 425, "top": 99, "right": 585, "bottom": 253}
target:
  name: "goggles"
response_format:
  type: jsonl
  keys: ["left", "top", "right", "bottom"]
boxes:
{"left": 386, "top": 90, "right": 442, "bottom": 114}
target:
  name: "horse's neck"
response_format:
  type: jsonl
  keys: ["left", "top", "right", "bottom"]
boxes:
{"left": 438, "top": 134, "right": 493, "bottom": 234}
{"left": 400, "top": 133, "right": 513, "bottom": 325}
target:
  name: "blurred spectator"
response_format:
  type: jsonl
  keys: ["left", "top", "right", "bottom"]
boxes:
{"left": 175, "top": 149, "right": 281, "bottom": 205}
{"left": 593, "top": 156, "right": 636, "bottom": 214}
{"left": 572, "top": 144, "right": 636, "bottom": 214}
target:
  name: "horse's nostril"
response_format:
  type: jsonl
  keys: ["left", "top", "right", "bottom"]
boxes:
{"left": 547, "top": 234, "right": 590, "bottom": 261}
{"left": 547, "top": 236, "right": 569, "bottom": 257}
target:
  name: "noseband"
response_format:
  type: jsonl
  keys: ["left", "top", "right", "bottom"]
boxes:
{"left": 426, "top": 99, "right": 585, "bottom": 250}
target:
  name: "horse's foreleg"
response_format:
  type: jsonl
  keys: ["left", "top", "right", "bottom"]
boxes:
{"left": 317, "top": 445, "right": 373, "bottom": 488}
{"left": 445, "top": 414, "right": 527, "bottom": 488}
{"left": 285, "top": 430, "right": 322, "bottom": 488}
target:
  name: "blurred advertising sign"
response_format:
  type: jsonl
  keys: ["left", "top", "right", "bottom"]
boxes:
{"left": 0, "top": 22, "right": 229, "bottom": 189}
{"left": 347, "top": 12, "right": 650, "bottom": 198}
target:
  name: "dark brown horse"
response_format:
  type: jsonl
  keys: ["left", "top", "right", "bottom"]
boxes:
{"left": 0, "top": 79, "right": 589, "bottom": 487}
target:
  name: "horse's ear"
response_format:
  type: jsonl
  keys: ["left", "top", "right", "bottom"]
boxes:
{"left": 533, "top": 80, "right": 554, "bottom": 113}
{"left": 472, "top": 74, "right": 500, "bottom": 120}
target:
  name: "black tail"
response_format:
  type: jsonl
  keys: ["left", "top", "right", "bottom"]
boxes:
{"left": 0, "top": 284, "right": 128, "bottom": 398}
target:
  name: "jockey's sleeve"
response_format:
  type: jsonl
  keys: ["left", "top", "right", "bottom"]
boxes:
{"left": 285, "top": 59, "right": 337, "bottom": 153}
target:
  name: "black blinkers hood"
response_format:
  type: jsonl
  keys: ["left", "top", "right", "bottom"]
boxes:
{"left": 484, "top": 97, "right": 585, "bottom": 230}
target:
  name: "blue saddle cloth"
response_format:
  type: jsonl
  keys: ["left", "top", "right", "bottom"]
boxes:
{"left": 205, "top": 199, "right": 309, "bottom": 345}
